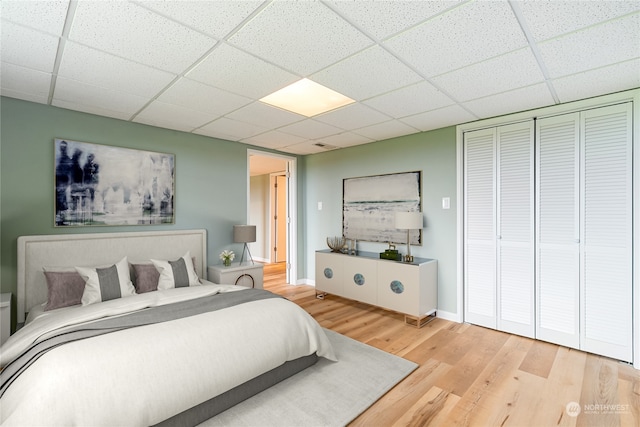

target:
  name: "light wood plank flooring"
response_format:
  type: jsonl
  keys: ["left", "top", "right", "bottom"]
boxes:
{"left": 263, "top": 263, "right": 640, "bottom": 427}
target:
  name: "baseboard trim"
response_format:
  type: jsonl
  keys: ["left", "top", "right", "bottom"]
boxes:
{"left": 436, "top": 309, "right": 462, "bottom": 323}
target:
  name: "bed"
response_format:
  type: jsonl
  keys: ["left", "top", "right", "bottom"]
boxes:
{"left": 0, "top": 229, "right": 335, "bottom": 426}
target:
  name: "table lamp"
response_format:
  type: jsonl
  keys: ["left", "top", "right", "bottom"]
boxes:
{"left": 395, "top": 211, "right": 422, "bottom": 263}
{"left": 234, "top": 225, "right": 256, "bottom": 265}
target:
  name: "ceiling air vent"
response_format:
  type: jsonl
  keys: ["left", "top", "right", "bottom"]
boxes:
{"left": 313, "top": 143, "right": 338, "bottom": 150}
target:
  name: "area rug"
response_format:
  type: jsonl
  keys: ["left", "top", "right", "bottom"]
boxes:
{"left": 200, "top": 329, "right": 418, "bottom": 427}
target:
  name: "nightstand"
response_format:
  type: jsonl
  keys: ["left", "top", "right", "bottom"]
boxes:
{"left": 1, "top": 293, "right": 11, "bottom": 345}
{"left": 208, "top": 263, "right": 264, "bottom": 289}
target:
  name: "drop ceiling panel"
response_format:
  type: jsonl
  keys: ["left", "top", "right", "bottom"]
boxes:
{"left": 552, "top": 59, "right": 640, "bottom": 104}
{"left": 1, "top": 0, "right": 69, "bottom": 35}
{"left": 226, "top": 102, "right": 305, "bottom": 129}
{"left": 133, "top": 100, "right": 215, "bottom": 131}
{"left": 401, "top": 104, "right": 477, "bottom": 132}
{"left": 432, "top": 48, "right": 545, "bottom": 102}
{"left": 58, "top": 42, "right": 176, "bottom": 97}
{"left": 463, "top": 83, "right": 555, "bottom": 119}
{"left": 353, "top": 119, "right": 420, "bottom": 140}
{"left": 186, "top": 43, "right": 299, "bottom": 99}
{"left": 386, "top": 0, "right": 528, "bottom": 78}
{"left": 70, "top": 1, "right": 216, "bottom": 73}
{"left": 52, "top": 99, "right": 133, "bottom": 121}
{"left": 280, "top": 140, "right": 334, "bottom": 155}
{"left": 279, "top": 119, "right": 343, "bottom": 140}
{"left": 539, "top": 14, "right": 640, "bottom": 78}
{"left": 140, "top": 0, "right": 263, "bottom": 39}
{"left": 1, "top": 21, "right": 60, "bottom": 72}
{"left": 327, "top": 0, "right": 462, "bottom": 40}
{"left": 315, "top": 103, "right": 392, "bottom": 131}
{"left": 1, "top": 62, "right": 51, "bottom": 103}
{"left": 195, "top": 117, "right": 268, "bottom": 141}
{"left": 54, "top": 77, "right": 149, "bottom": 116}
{"left": 363, "top": 81, "right": 455, "bottom": 119}
{"left": 311, "top": 45, "right": 422, "bottom": 101}
{"left": 157, "top": 78, "right": 252, "bottom": 117}
{"left": 227, "top": 0, "right": 373, "bottom": 75}
{"left": 314, "top": 132, "right": 374, "bottom": 148}
{"left": 242, "top": 130, "right": 305, "bottom": 149}
{"left": 519, "top": 0, "right": 640, "bottom": 41}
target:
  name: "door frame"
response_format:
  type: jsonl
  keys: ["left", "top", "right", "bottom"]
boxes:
{"left": 247, "top": 149, "right": 297, "bottom": 285}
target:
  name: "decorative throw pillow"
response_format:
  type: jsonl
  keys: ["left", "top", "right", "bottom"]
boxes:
{"left": 151, "top": 251, "right": 200, "bottom": 290}
{"left": 76, "top": 257, "right": 136, "bottom": 305}
{"left": 43, "top": 270, "right": 86, "bottom": 311}
{"left": 132, "top": 263, "right": 160, "bottom": 294}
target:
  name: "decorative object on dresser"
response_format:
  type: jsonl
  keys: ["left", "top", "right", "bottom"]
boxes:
{"left": 233, "top": 225, "right": 256, "bottom": 264}
{"left": 316, "top": 250, "right": 437, "bottom": 327}
{"left": 326, "top": 236, "right": 346, "bottom": 252}
{"left": 219, "top": 249, "right": 235, "bottom": 267}
{"left": 208, "top": 263, "right": 264, "bottom": 289}
{"left": 395, "top": 211, "right": 423, "bottom": 263}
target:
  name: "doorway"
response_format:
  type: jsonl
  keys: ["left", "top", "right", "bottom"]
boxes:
{"left": 247, "top": 150, "right": 297, "bottom": 284}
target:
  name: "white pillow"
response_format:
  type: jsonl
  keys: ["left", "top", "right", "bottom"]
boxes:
{"left": 76, "top": 257, "right": 136, "bottom": 306}
{"left": 151, "top": 251, "right": 201, "bottom": 290}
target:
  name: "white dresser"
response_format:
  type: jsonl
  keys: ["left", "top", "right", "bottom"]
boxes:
{"left": 316, "top": 250, "right": 437, "bottom": 327}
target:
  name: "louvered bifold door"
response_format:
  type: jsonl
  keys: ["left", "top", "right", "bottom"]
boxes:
{"left": 464, "top": 128, "right": 496, "bottom": 329}
{"left": 536, "top": 113, "right": 581, "bottom": 349}
{"left": 496, "top": 122, "right": 535, "bottom": 338}
{"left": 580, "top": 103, "right": 633, "bottom": 362}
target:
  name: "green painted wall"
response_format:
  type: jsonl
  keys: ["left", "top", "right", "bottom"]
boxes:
{"left": 0, "top": 97, "right": 261, "bottom": 298}
{"left": 302, "top": 127, "right": 458, "bottom": 314}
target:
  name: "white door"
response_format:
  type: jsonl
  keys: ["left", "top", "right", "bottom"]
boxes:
{"left": 536, "top": 112, "right": 581, "bottom": 349}
{"left": 580, "top": 103, "right": 633, "bottom": 362}
{"left": 496, "top": 122, "right": 535, "bottom": 338}
{"left": 464, "top": 128, "right": 497, "bottom": 329}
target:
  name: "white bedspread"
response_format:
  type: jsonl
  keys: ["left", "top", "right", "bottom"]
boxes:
{"left": 0, "top": 283, "right": 336, "bottom": 426}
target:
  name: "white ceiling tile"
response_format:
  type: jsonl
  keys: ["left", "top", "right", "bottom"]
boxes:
{"left": 242, "top": 130, "right": 306, "bottom": 149}
{"left": 52, "top": 98, "right": 133, "bottom": 121}
{"left": 1, "top": 61, "right": 51, "bottom": 100}
{"left": 134, "top": 100, "right": 214, "bottom": 131}
{"left": 1, "top": 21, "right": 59, "bottom": 72}
{"left": 69, "top": 1, "right": 216, "bottom": 73}
{"left": 140, "top": 0, "right": 263, "bottom": 39}
{"left": 158, "top": 78, "right": 252, "bottom": 117}
{"left": 279, "top": 140, "right": 335, "bottom": 155}
{"left": 227, "top": 102, "right": 305, "bottom": 129}
{"left": 327, "top": 0, "right": 462, "bottom": 40}
{"left": 279, "top": 119, "right": 343, "bottom": 140}
{"left": 186, "top": 43, "right": 299, "bottom": 99}
{"left": 539, "top": 14, "right": 640, "bottom": 78}
{"left": 463, "top": 83, "right": 555, "bottom": 119}
{"left": 54, "top": 77, "right": 149, "bottom": 116}
{"left": 519, "top": 0, "right": 640, "bottom": 41}
{"left": 311, "top": 45, "right": 422, "bottom": 101}
{"left": 227, "top": 1, "right": 373, "bottom": 75}
{"left": 315, "top": 103, "right": 391, "bottom": 131}
{"left": 552, "top": 59, "right": 640, "bottom": 103}
{"left": 432, "top": 48, "right": 545, "bottom": 102}
{"left": 386, "top": 0, "right": 528, "bottom": 77}
{"left": 195, "top": 117, "right": 268, "bottom": 141}
{"left": 401, "top": 104, "right": 477, "bottom": 132}
{"left": 353, "top": 119, "right": 420, "bottom": 141}
{"left": 314, "top": 132, "right": 374, "bottom": 148}
{"left": 58, "top": 41, "right": 176, "bottom": 98}
{"left": 1, "top": 0, "right": 69, "bottom": 36}
{"left": 363, "top": 81, "right": 455, "bottom": 119}
{"left": 1, "top": 88, "right": 49, "bottom": 105}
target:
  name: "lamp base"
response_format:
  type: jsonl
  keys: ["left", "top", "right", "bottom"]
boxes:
{"left": 239, "top": 243, "right": 254, "bottom": 265}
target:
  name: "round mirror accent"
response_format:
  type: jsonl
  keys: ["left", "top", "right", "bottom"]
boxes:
{"left": 353, "top": 273, "right": 365, "bottom": 286}
{"left": 324, "top": 268, "right": 333, "bottom": 279}
{"left": 390, "top": 280, "right": 404, "bottom": 294}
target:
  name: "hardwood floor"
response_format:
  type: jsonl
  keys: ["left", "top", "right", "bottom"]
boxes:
{"left": 262, "top": 262, "right": 640, "bottom": 427}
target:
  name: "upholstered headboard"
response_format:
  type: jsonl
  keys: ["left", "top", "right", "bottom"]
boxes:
{"left": 17, "top": 229, "right": 207, "bottom": 323}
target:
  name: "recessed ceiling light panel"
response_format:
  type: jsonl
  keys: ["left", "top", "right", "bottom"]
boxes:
{"left": 260, "top": 78, "right": 355, "bottom": 117}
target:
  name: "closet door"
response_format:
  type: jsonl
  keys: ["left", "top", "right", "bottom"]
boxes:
{"left": 496, "top": 122, "right": 534, "bottom": 338}
{"left": 536, "top": 113, "right": 580, "bottom": 349}
{"left": 580, "top": 103, "right": 632, "bottom": 362}
{"left": 464, "top": 128, "right": 496, "bottom": 329}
